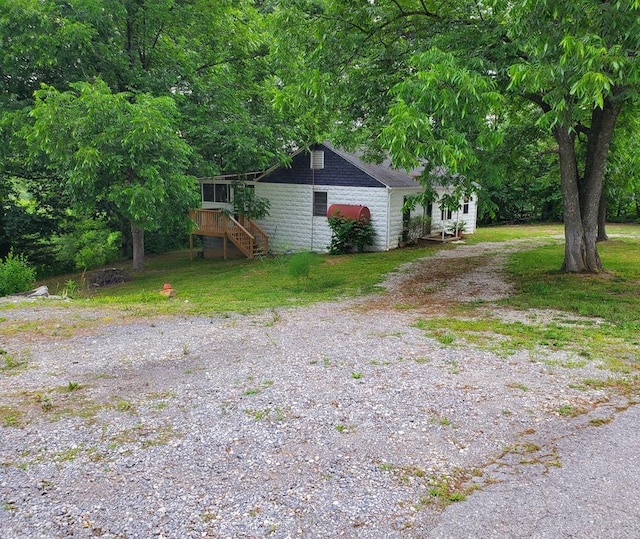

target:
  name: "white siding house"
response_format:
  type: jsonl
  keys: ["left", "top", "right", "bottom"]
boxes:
{"left": 197, "top": 143, "right": 478, "bottom": 256}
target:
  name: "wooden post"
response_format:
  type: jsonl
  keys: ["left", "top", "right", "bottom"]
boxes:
{"left": 189, "top": 234, "right": 193, "bottom": 261}
{"left": 223, "top": 235, "right": 227, "bottom": 260}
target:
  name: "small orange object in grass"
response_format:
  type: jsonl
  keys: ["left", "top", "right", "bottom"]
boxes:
{"left": 160, "top": 283, "right": 177, "bottom": 297}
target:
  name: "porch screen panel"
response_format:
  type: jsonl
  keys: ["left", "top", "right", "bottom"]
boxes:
{"left": 215, "top": 184, "right": 230, "bottom": 203}
{"left": 202, "top": 184, "right": 215, "bottom": 202}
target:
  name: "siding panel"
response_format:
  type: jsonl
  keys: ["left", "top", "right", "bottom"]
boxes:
{"left": 259, "top": 144, "right": 384, "bottom": 188}
{"left": 256, "top": 184, "right": 391, "bottom": 253}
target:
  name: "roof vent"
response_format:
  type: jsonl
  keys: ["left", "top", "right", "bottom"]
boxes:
{"left": 310, "top": 150, "right": 325, "bottom": 169}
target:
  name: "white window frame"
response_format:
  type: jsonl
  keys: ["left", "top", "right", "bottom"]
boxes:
{"left": 202, "top": 182, "right": 230, "bottom": 204}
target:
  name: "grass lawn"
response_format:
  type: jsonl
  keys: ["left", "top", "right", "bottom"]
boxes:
{"left": 422, "top": 224, "right": 640, "bottom": 376}
{"left": 26, "top": 223, "right": 639, "bottom": 321}
{"left": 467, "top": 222, "right": 640, "bottom": 243}
{"left": 35, "top": 243, "right": 450, "bottom": 316}
{"left": 8, "top": 222, "right": 639, "bottom": 326}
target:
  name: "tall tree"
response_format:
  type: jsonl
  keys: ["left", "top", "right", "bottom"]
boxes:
{"left": 28, "top": 80, "right": 196, "bottom": 271}
{"left": 1, "top": 0, "right": 296, "bottom": 269}
{"left": 271, "top": 0, "right": 640, "bottom": 272}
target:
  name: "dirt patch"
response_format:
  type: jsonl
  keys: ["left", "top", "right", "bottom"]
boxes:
{"left": 366, "top": 239, "right": 551, "bottom": 312}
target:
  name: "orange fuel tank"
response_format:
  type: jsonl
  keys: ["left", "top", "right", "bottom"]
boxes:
{"left": 327, "top": 204, "right": 371, "bottom": 222}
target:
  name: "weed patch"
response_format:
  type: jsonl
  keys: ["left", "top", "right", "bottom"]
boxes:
{"left": 0, "top": 349, "right": 28, "bottom": 374}
{"left": 556, "top": 404, "right": 588, "bottom": 417}
{"left": 494, "top": 442, "right": 562, "bottom": 469}
{"left": 379, "top": 464, "right": 475, "bottom": 507}
{"left": 0, "top": 406, "right": 23, "bottom": 427}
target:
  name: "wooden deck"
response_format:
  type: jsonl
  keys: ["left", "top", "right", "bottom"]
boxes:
{"left": 189, "top": 209, "right": 269, "bottom": 259}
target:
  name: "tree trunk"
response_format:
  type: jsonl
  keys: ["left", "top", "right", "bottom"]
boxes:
{"left": 555, "top": 100, "right": 620, "bottom": 273}
{"left": 597, "top": 188, "right": 608, "bottom": 242}
{"left": 0, "top": 203, "right": 9, "bottom": 259}
{"left": 555, "top": 125, "right": 590, "bottom": 272}
{"left": 131, "top": 222, "right": 145, "bottom": 272}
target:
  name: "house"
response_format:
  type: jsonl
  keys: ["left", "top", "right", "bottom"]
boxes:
{"left": 190, "top": 142, "right": 478, "bottom": 258}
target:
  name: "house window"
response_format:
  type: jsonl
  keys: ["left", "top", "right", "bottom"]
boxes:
{"left": 463, "top": 197, "right": 470, "bottom": 215}
{"left": 313, "top": 191, "right": 328, "bottom": 217}
{"left": 441, "top": 208, "right": 453, "bottom": 220}
{"left": 402, "top": 196, "right": 411, "bottom": 229}
{"left": 215, "top": 183, "right": 230, "bottom": 203}
{"left": 202, "top": 183, "right": 230, "bottom": 203}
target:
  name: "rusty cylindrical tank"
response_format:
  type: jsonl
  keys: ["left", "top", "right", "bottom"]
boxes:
{"left": 327, "top": 204, "right": 371, "bottom": 222}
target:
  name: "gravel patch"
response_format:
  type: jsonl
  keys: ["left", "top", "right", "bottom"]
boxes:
{"left": 0, "top": 239, "right": 627, "bottom": 538}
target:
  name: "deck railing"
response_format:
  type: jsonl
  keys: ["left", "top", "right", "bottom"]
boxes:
{"left": 189, "top": 209, "right": 226, "bottom": 235}
{"left": 189, "top": 209, "right": 268, "bottom": 259}
{"left": 238, "top": 216, "right": 269, "bottom": 256}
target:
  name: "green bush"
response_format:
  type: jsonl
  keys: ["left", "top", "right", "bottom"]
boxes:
{"left": 407, "top": 216, "right": 431, "bottom": 243}
{"left": 288, "top": 252, "right": 316, "bottom": 282}
{"left": 0, "top": 250, "right": 36, "bottom": 297}
{"left": 328, "top": 216, "right": 376, "bottom": 254}
{"left": 54, "top": 218, "right": 122, "bottom": 270}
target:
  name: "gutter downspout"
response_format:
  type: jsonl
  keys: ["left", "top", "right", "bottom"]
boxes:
{"left": 310, "top": 167, "right": 315, "bottom": 251}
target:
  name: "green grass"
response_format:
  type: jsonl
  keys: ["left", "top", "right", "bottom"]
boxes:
{"left": 32, "top": 246, "right": 444, "bottom": 316}
{"left": 467, "top": 223, "right": 565, "bottom": 243}
{"left": 468, "top": 223, "right": 640, "bottom": 244}
{"left": 505, "top": 238, "right": 640, "bottom": 327}
{"left": 413, "top": 225, "right": 640, "bottom": 374}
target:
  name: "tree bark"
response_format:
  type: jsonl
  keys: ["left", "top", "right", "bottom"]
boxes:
{"left": 555, "top": 99, "right": 620, "bottom": 273}
{"left": 0, "top": 202, "right": 8, "bottom": 259}
{"left": 131, "top": 222, "right": 145, "bottom": 272}
{"left": 555, "top": 125, "right": 589, "bottom": 272}
{"left": 597, "top": 188, "right": 608, "bottom": 242}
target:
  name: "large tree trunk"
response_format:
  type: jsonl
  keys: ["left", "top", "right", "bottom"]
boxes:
{"left": 555, "top": 125, "right": 591, "bottom": 272}
{"left": 555, "top": 100, "right": 620, "bottom": 273}
{"left": 131, "top": 222, "right": 145, "bottom": 272}
{"left": 597, "top": 188, "right": 608, "bottom": 242}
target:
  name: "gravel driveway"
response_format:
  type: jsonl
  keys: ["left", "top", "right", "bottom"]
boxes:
{"left": 0, "top": 240, "right": 632, "bottom": 538}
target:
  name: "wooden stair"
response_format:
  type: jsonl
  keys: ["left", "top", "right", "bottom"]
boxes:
{"left": 189, "top": 209, "right": 269, "bottom": 260}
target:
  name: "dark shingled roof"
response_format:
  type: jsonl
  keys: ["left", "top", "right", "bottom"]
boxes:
{"left": 324, "top": 143, "right": 422, "bottom": 189}
{"left": 255, "top": 142, "right": 423, "bottom": 189}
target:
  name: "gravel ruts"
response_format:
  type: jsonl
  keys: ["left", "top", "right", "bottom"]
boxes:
{"left": 0, "top": 240, "right": 626, "bottom": 538}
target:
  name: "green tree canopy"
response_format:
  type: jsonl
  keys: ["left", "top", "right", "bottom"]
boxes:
{"left": 271, "top": 0, "right": 640, "bottom": 272}
{"left": 28, "top": 80, "right": 196, "bottom": 271}
{"left": 1, "top": 0, "right": 298, "bottom": 270}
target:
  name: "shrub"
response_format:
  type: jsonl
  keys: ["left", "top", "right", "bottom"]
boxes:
{"left": 327, "top": 216, "right": 376, "bottom": 254}
{"left": 54, "top": 218, "right": 122, "bottom": 270}
{"left": 0, "top": 250, "right": 36, "bottom": 297}
{"left": 407, "top": 216, "right": 431, "bottom": 244}
{"left": 288, "top": 252, "right": 315, "bottom": 282}
{"left": 446, "top": 220, "right": 467, "bottom": 237}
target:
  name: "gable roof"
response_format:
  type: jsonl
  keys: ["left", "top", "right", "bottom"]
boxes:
{"left": 256, "top": 142, "right": 422, "bottom": 189}
{"left": 324, "top": 143, "right": 422, "bottom": 189}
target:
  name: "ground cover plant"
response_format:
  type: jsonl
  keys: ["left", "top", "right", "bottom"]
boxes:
{"left": 29, "top": 243, "right": 446, "bottom": 317}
